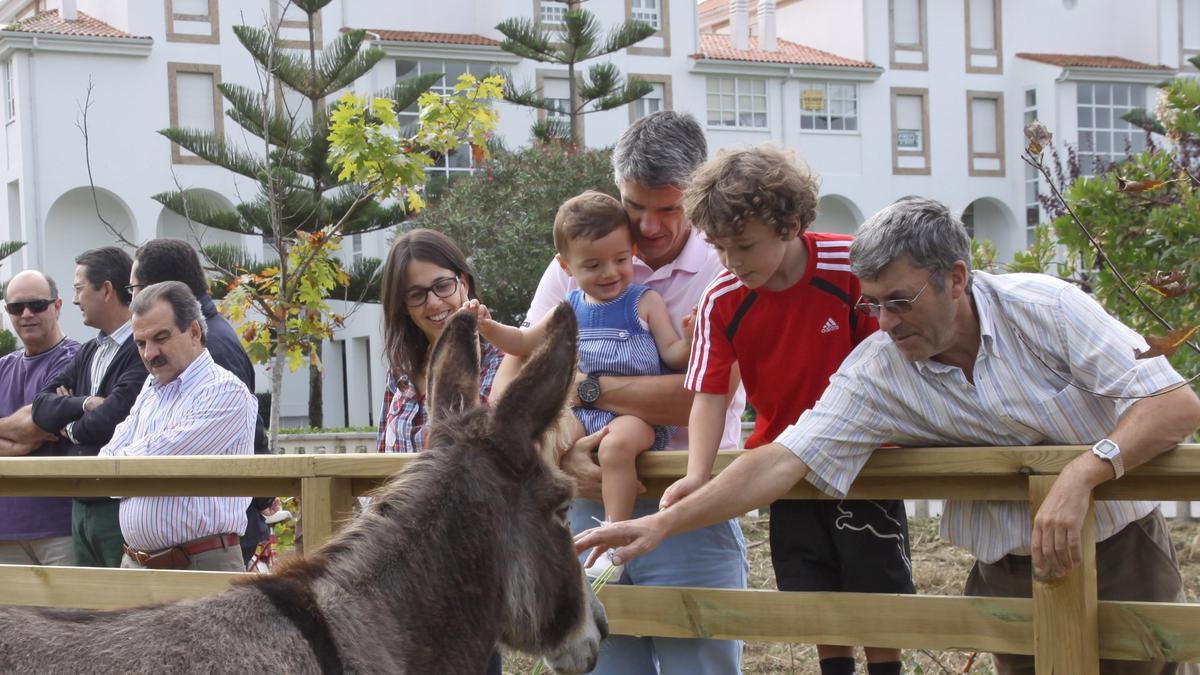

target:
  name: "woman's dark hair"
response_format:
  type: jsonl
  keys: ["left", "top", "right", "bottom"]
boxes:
{"left": 381, "top": 229, "right": 479, "bottom": 380}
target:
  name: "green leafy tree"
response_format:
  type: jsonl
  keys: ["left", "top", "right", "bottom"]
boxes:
{"left": 496, "top": 0, "right": 656, "bottom": 143}
{"left": 155, "top": 0, "right": 496, "bottom": 436}
{"left": 408, "top": 140, "right": 616, "bottom": 325}
{"left": 1020, "top": 60, "right": 1199, "bottom": 384}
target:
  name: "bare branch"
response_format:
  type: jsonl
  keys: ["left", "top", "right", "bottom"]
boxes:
{"left": 75, "top": 79, "right": 138, "bottom": 249}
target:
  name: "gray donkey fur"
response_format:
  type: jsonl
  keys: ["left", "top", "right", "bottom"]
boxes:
{"left": 0, "top": 304, "right": 607, "bottom": 674}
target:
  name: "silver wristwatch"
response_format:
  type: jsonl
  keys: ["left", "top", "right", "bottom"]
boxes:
{"left": 1091, "top": 438, "right": 1124, "bottom": 480}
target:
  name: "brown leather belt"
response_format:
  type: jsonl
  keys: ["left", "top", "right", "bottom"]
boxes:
{"left": 124, "top": 533, "right": 240, "bottom": 570}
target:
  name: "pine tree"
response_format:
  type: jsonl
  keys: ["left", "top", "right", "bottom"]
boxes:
{"left": 496, "top": 0, "right": 656, "bottom": 143}
{"left": 153, "top": 0, "right": 441, "bottom": 430}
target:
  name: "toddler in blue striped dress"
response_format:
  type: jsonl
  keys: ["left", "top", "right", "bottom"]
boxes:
{"left": 464, "top": 191, "right": 694, "bottom": 578}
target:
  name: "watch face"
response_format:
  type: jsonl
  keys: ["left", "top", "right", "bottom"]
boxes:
{"left": 1093, "top": 439, "right": 1119, "bottom": 459}
{"left": 578, "top": 378, "right": 601, "bottom": 405}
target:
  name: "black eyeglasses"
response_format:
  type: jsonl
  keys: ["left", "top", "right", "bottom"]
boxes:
{"left": 854, "top": 279, "right": 931, "bottom": 318}
{"left": 403, "top": 276, "right": 460, "bottom": 308}
{"left": 124, "top": 284, "right": 147, "bottom": 295}
{"left": 4, "top": 299, "right": 54, "bottom": 316}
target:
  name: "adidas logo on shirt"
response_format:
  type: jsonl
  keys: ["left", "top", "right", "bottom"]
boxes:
{"left": 820, "top": 317, "right": 840, "bottom": 334}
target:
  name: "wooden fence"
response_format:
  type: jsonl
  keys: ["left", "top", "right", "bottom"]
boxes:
{"left": 0, "top": 444, "right": 1197, "bottom": 673}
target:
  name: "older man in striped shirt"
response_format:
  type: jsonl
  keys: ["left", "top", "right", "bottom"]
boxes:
{"left": 578, "top": 197, "right": 1200, "bottom": 675}
{"left": 100, "top": 281, "right": 256, "bottom": 573}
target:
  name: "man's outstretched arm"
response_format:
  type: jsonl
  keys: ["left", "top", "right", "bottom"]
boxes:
{"left": 575, "top": 442, "right": 809, "bottom": 565}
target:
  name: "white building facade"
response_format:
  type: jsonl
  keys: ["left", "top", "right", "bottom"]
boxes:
{"left": 0, "top": 0, "right": 1190, "bottom": 428}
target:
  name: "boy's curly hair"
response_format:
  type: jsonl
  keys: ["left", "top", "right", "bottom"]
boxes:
{"left": 552, "top": 191, "right": 630, "bottom": 256}
{"left": 683, "top": 145, "right": 820, "bottom": 240}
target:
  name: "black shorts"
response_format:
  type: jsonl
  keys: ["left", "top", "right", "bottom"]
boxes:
{"left": 769, "top": 498, "right": 916, "bottom": 594}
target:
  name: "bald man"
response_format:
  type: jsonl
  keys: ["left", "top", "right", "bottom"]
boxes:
{"left": 0, "top": 270, "right": 80, "bottom": 565}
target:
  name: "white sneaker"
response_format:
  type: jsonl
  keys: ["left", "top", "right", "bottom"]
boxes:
{"left": 585, "top": 548, "right": 624, "bottom": 582}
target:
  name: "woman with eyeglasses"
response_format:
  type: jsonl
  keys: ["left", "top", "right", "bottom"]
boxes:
{"left": 377, "top": 228, "right": 502, "bottom": 455}
{"left": 377, "top": 228, "right": 505, "bottom": 675}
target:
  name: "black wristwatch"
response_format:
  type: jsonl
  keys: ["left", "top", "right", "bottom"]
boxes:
{"left": 577, "top": 372, "right": 601, "bottom": 408}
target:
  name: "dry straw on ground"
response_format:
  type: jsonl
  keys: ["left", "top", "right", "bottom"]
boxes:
{"left": 507, "top": 514, "right": 1200, "bottom": 674}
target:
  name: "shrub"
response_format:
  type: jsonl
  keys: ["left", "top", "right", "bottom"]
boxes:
{"left": 0, "top": 329, "right": 16, "bottom": 357}
{"left": 410, "top": 141, "right": 619, "bottom": 325}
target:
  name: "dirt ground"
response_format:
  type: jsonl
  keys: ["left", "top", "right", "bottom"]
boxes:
{"left": 506, "top": 514, "right": 1200, "bottom": 674}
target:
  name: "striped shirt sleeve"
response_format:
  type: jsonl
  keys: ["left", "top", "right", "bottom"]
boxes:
{"left": 775, "top": 343, "right": 896, "bottom": 498}
{"left": 1051, "top": 282, "right": 1185, "bottom": 417}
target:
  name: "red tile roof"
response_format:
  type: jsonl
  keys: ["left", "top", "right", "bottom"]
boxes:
{"left": 693, "top": 33, "right": 876, "bottom": 69}
{"left": 364, "top": 29, "right": 499, "bottom": 47}
{"left": 2, "top": 9, "right": 147, "bottom": 39}
{"left": 1017, "top": 52, "right": 1173, "bottom": 71}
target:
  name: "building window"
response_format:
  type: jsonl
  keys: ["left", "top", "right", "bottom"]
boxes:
{"left": 964, "top": 0, "right": 1002, "bottom": 73}
{"left": 165, "top": 0, "right": 219, "bottom": 44}
{"left": 966, "top": 90, "right": 1004, "bottom": 176}
{"left": 271, "top": 0, "right": 321, "bottom": 49}
{"left": 627, "top": 75, "right": 671, "bottom": 124}
{"left": 798, "top": 81, "right": 858, "bottom": 132}
{"left": 1076, "top": 82, "right": 1147, "bottom": 175}
{"left": 630, "top": 0, "right": 661, "bottom": 30}
{"left": 1024, "top": 89, "right": 1040, "bottom": 245}
{"left": 1182, "top": 0, "right": 1200, "bottom": 67}
{"left": 889, "top": 0, "right": 927, "bottom": 70}
{"left": 167, "top": 63, "right": 223, "bottom": 165}
{"left": 891, "top": 87, "right": 930, "bottom": 175}
{"left": 351, "top": 234, "right": 364, "bottom": 264}
{"left": 397, "top": 60, "right": 496, "bottom": 180}
{"left": 706, "top": 77, "right": 767, "bottom": 129}
{"left": 540, "top": 0, "right": 567, "bottom": 27}
{"left": 2, "top": 61, "right": 14, "bottom": 123}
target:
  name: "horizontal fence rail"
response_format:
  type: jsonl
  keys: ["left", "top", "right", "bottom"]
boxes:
{"left": 0, "top": 444, "right": 1197, "bottom": 672}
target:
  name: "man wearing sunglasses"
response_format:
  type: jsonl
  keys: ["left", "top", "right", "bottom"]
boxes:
{"left": 577, "top": 197, "right": 1200, "bottom": 674}
{"left": 0, "top": 271, "right": 80, "bottom": 566}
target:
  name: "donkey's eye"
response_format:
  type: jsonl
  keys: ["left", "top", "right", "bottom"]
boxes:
{"left": 555, "top": 504, "right": 570, "bottom": 526}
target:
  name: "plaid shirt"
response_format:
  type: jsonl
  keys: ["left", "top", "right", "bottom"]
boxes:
{"left": 377, "top": 343, "right": 503, "bottom": 453}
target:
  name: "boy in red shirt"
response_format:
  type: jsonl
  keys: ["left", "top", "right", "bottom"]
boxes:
{"left": 662, "top": 146, "right": 914, "bottom": 675}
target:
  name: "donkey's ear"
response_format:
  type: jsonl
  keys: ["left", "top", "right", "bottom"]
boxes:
{"left": 491, "top": 303, "right": 578, "bottom": 445}
{"left": 427, "top": 311, "right": 481, "bottom": 424}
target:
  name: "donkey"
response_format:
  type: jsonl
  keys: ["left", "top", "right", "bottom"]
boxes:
{"left": 0, "top": 304, "right": 607, "bottom": 674}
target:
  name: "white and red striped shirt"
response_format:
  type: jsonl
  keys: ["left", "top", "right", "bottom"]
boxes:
{"left": 100, "top": 349, "right": 256, "bottom": 551}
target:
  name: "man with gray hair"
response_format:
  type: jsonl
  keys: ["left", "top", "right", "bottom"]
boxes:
{"left": 99, "top": 281, "right": 257, "bottom": 572}
{"left": 578, "top": 196, "right": 1200, "bottom": 674}
{"left": 493, "top": 110, "right": 750, "bottom": 674}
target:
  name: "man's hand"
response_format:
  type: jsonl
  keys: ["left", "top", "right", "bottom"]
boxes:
{"left": 82, "top": 396, "right": 105, "bottom": 413}
{"left": 558, "top": 427, "right": 647, "bottom": 502}
{"left": 0, "top": 405, "right": 57, "bottom": 445}
{"left": 566, "top": 370, "right": 586, "bottom": 408}
{"left": 660, "top": 473, "right": 706, "bottom": 510}
{"left": 1031, "top": 467, "right": 1094, "bottom": 579}
{"left": 55, "top": 385, "right": 73, "bottom": 397}
{"left": 575, "top": 513, "right": 669, "bottom": 567}
{"left": 559, "top": 427, "right": 607, "bottom": 501}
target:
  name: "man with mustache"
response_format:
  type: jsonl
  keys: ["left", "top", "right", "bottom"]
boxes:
{"left": 32, "top": 247, "right": 148, "bottom": 568}
{"left": 130, "top": 238, "right": 276, "bottom": 569}
{"left": 101, "top": 281, "right": 256, "bottom": 572}
{"left": 0, "top": 270, "right": 80, "bottom": 565}
{"left": 578, "top": 197, "right": 1200, "bottom": 675}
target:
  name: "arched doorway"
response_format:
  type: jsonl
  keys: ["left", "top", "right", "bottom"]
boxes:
{"left": 960, "top": 197, "right": 1019, "bottom": 262}
{"left": 811, "top": 194, "right": 862, "bottom": 235}
{"left": 43, "top": 187, "right": 136, "bottom": 342}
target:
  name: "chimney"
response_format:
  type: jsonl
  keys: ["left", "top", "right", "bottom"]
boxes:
{"left": 758, "top": 0, "right": 777, "bottom": 52}
{"left": 730, "top": 0, "right": 749, "bottom": 51}
{"left": 61, "top": 0, "right": 77, "bottom": 21}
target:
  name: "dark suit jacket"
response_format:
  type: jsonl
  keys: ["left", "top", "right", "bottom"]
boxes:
{"left": 32, "top": 336, "right": 148, "bottom": 458}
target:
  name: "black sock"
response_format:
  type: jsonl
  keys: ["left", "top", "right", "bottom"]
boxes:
{"left": 867, "top": 662, "right": 901, "bottom": 675}
{"left": 819, "top": 657, "right": 856, "bottom": 675}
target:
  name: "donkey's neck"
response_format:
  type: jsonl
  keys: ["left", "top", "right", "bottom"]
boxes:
{"left": 316, "top": 447, "right": 510, "bottom": 670}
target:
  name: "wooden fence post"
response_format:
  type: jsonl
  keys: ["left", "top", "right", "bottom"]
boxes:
{"left": 301, "top": 476, "right": 355, "bottom": 551}
{"left": 1029, "top": 475, "right": 1099, "bottom": 674}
